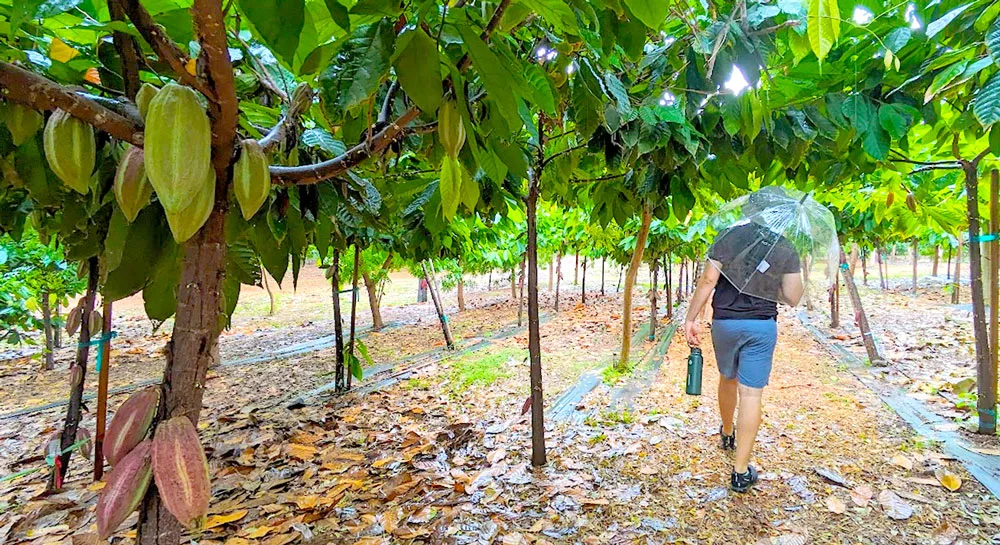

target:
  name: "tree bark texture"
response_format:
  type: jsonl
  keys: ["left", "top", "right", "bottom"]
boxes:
{"left": 422, "top": 262, "right": 455, "bottom": 350}
{"left": 526, "top": 152, "right": 545, "bottom": 467}
{"left": 41, "top": 292, "right": 54, "bottom": 371}
{"left": 963, "top": 164, "right": 995, "bottom": 435}
{"left": 362, "top": 272, "right": 384, "bottom": 330}
{"left": 617, "top": 204, "right": 653, "bottom": 370}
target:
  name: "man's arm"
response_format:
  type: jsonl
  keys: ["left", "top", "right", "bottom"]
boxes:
{"left": 684, "top": 260, "right": 721, "bottom": 346}
{"left": 779, "top": 272, "right": 804, "bottom": 306}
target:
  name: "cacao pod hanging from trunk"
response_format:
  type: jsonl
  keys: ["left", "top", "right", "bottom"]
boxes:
{"left": 438, "top": 99, "right": 466, "bottom": 157}
{"left": 77, "top": 427, "right": 92, "bottom": 460}
{"left": 152, "top": 416, "right": 211, "bottom": 530}
{"left": 43, "top": 109, "right": 96, "bottom": 194}
{"left": 135, "top": 83, "right": 158, "bottom": 121}
{"left": 89, "top": 309, "right": 102, "bottom": 334}
{"left": 233, "top": 139, "right": 270, "bottom": 220}
{"left": 6, "top": 103, "right": 44, "bottom": 146}
{"left": 103, "top": 386, "right": 160, "bottom": 466}
{"left": 164, "top": 168, "right": 216, "bottom": 243}
{"left": 114, "top": 146, "right": 153, "bottom": 222}
{"left": 144, "top": 83, "right": 212, "bottom": 213}
{"left": 96, "top": 440, "right": 153, "bottom": 539}
{"left": 65, "top": 305, "right": 81, "bottom": 336}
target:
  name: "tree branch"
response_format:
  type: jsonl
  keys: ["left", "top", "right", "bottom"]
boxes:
{"left": 192, "top": 0, "right": 239, "bottom": 171}
{"left": 121, "top": 0, "right": 213, "bottom": 98}
{"left": 0, "top": 62, "right": 144, "bottom": 145}
{"left": 378, "top": 80, "right": 401, "bottom": 125}
{"left": 272, "top": 0, "right": 513, "bottom": 186}
{"left": 109, "top": 0, "right": 143, "bottom": 99}
{"left": 569, "top": 172, "right": 628, "bottom": 184}
{"left": 540, "top": 144, "right": 585, "bottom": 169}
{"left": 258, "top": 84, "right": 313, "bottom": 153}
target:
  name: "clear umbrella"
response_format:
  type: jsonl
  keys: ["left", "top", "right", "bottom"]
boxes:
{"left": 707, "top": 186, "right": 841, "bottom": 304}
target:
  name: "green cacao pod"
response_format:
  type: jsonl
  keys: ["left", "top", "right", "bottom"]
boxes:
{"left": 144, "top": 83, "right": 212, "bottom": 213}
{"left": 6, "top": 103, "right": 43, "bottom": 146}
{"left": 152, "top": 416, "right": 211, "bottom": 530}
{"left": 43, "top": 109, "right": 96, "bottom": 194}
{"left": 165, "top": 169, "right": 215, "bottom": 243}
{"left": 438, "top": 100, "right": 465, "bottom": 157}
{"left": 233, "top": 139, "right": 270, "bottom": 220}
{"left": 135, "top": 83, "right": 158, "bottom": 121}
{"left": 97, "top": 440, "right": 153, "bottom": 539}
{"left": 104, "top": 386, "right": 160, "bottom": 466}
{"left": 114, "top": 146, "right": 153, "bottom": 222}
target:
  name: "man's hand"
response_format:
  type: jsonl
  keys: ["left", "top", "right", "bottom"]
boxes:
{"left": 684, "top": 320, "right": 701, "bottom": 347}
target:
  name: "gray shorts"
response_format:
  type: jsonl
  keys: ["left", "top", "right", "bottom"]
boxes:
{"left": 711, "top": 319, "right": 778, "bottom": 388}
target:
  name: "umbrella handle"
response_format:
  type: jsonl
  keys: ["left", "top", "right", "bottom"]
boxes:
{"left": 799, "top": 193, "right": 809, "bottom": 204}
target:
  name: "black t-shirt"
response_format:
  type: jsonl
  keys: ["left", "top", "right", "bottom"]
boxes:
{"left": 708, "top": 223, "right": 801, "bottom": 320}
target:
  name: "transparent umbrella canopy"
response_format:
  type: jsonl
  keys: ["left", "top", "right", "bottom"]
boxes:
{"left": 707, "top": 186, "right": 841, "bottom": 304}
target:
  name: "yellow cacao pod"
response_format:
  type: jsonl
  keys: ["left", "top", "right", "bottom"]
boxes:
{"left": 135, "top": 83, "right": 158, "bottom": 121}
{"left": 43, "top": 109, "right": 96, "bottom": 194}
{"left": 165, "top": 168, "right": 215, "bottom": 243}
{"left": 233, "top": 140, "right": 270, "bottom": 220}
{"left": 438, "top": 100, "right": 465, "bottom": 157}
{"left": 6, "top": 103, "right": 43, "bottom": 146}
{"left": 885, "top": 192, "right": 894, "bottom": 208}
{"left": 114, "top": 146, "right": 153, "bottom": 222}
{"left": 144, "top": 83, "right": 212, "bottom": 213}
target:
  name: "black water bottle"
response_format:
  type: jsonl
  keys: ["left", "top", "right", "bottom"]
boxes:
{"left": 686, "top": 347, "right": 703, "bottom": 396}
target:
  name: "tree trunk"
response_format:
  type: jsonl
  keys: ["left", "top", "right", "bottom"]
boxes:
{"left": 422, "top": 261, "right": 455, "bottom": 350}
{"left": 581, "top": 258, "right": 587, "bottom": 304}
{"left": 517, "top": 258, "right": 526, "bottom": 327}
{"left": 676, "top": 259, "right": 684, "bottom": 303}
{"left": 526, "top": 157, "right": 545, "bottom": 467}
{"left": 952, "top": 242, "right": 962, "bottom": 304}
{"left": 963, "top": 165, "right": 995, "bottom": 434}
{"left": 332, "top": 251, "right": 346, "bottom": 391}
{"left": 861, "top": 249, "right": 869, "bottom": 286}
{"left": 840, "top": 254, "right": 883, "bottom": 365}
{"left": 362, "top": 272, "right": 384, "bottom": 331}
{"left": 933, "top": 245, "right": 940, "bottom": 277}
{"left": 990, "top": 170, "right": 999, "bottom": 436}
{"left": 665, "top": 254, "right": 673, "bottom": 319}
{"left": 510, "top": 269, "right": 517, "bottom": 301}
{"left": 617, "top": 267, "right": 623, "bottom": 292}
{"left": 648, "top": 260, "right": 658, "bottom": 342}
{"left": 549, "top": 256, "right": 554, "bottom": 291}
{"left": 457, "top": 275, "right": 466, "bottom": 312}
{"left": 41, "top": 292, "right": 54, "bottom": 371}
{"left": 947, "top": 246, "right": 953, "bottom": 280}
{"left": 347, "top": 245, "right": 360, "bottom": 390}
{"left": 802, "top": 254, "right": 813, "bottom": 311}
{"left": 54, "top": 300, "right": 62, "bottom": 349}
{"left": 555, "top": 251, "right": 562, "bottom": 312}
{"left": 601, "top": 256, "right": 606, "bottom": 295}
{"left": 830, "top": 267, "right": 840, "bottom": 328}
{"left": 94, "top": 299, "right": 112, "bottom": 480}
{"left": 48, "top": 257, "right": 98, "bottom": 491}
{"left": 877, "top": 248, "right": 887, "bottom": 290}
{"left": 617, "top": 204, "right": 653, "bottom": 370}
{"left": 573, "top": 250, "right": 579, "bottom": 285}
{"left": 849, "top": 244, "right": 859, "bottom": 276}
{"left": 912, "top": 238, "right": 919, "bottom": 295}
{"left": 262, "top": 268, "right": 276, "bottom": 315}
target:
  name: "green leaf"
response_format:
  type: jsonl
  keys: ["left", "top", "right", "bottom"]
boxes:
{"left": 103, "top": 208, "right": 128, "bottom": 273}
{"left": 324, "top": 0, "right": 350, "bottom": 31}
{"left": 788, "top": 30, "right": 811, "bottom": 64}
{"left": 841, "top": 95, "right": 875, "bottom": 135}
{"left": 457, "top": 23, "right": 522, "bottom": 133}
{"left": 143, "top": 237, "right": 183, "bottom": 322}
{"left": 877, "top": 104, "right": 915, "bottom": 140}
{"left": 104, "top": 208, "right": 164, "bottom": 302}
{"left": 926, "top": 3, "right": 971, "bottom": 39}
{"left": 623, "top": 0, "right": 667, "bottom": 29}
{"left": 990, "top": 124, "right": 1000, "bottom": 156}
{"left": 238, "top": 0, "right": 305, "bottom": 65}
{"left": 356, "top": 339, "right": 373, "bottom": 366}
{"left": 524, "top": 0, "right": 580, "bottom": 33}
{"left": 393, "top": 28, "right": 443, "bottom": 114}
{"left": 302, "top": 128, "right": 347, "bottom": 155}
{"left": 883, "top": 27, "right": 911, "bottom": 53}
{"left": 924, "top": 60, "right": 968, "bottom": 103}
{"left": 807, "top": 0, "right": 839, "bottom": 64}
{"left": 439, "top": 157, "right": 461, "bottom": 220}
{"left": 604, "top": 72, "right": 633, "bottom": 118}
{"left": 988, "top": 18, "right": 1000, "bottom": 64}
{"left": 319, "top": 19, "right": 395, "bottom": 118}
{"left": 862, "top": 124, "right": 889, "bottom": 159}
{"left": 460, "top": 166, "right": 479, "bottom": 210}
{"left": 974, "top": 72, "right": 1000, "bottom": 128}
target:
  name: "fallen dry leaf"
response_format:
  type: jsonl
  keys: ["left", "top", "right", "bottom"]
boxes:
{"left": 850, "top": 484, "right": 874, "bottom": 506}
{"left": 205, "top": 509, "right": 249, "bottom": 530}
{"left": 934, "top": 468, "right": 962, "bottom": 491}
{"left": 878, "top": 490, "right": 914, "bottom": 520}
{"left": 755, "top": 534, "right": 807, "bottom": 545}
{"left": 890, "top": 454, "right": 913, "bottom": 471}
{"left": 825, "top": 494, "right": 847, "bottom": 514}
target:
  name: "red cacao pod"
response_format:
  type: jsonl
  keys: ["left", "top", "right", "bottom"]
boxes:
{"left": 152, "top": 416, "right": 211, "bottom": 530}
{"left": 103, "top": 387, "right": 159, "bottom": 466}
{"left": 96, "top": 440, "right": 153, "bottom": 539}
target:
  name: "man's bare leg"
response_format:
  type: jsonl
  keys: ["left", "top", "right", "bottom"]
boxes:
{"left": 734, "top": 384, "right": 763, "bottom": 473}
{"left": 718, "top": 376, "right": 738, "bottom": 435}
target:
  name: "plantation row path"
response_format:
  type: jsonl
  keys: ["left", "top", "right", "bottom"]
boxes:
{"left": 2, "top": 286, "right": 999, "bottom": 544}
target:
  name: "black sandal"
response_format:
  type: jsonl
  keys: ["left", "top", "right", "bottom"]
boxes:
{"left": 730, "top": 465, "right": 758, "bottom": 493}
{"left": 719, "top": 425, "right": 736, "bottom": 451}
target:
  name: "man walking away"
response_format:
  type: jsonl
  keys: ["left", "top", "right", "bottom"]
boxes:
{"left": 683, "top": 205, "right": 804, "bottom": 493}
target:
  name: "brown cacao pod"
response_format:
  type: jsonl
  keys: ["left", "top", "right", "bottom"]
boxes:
{"left": 164, "top": 168, "right": 215, "bottom": 243}
{"left": 43, "top": 109, "right": 96, "bottom": 194}
{"left": 77, "top": 427, "right": 92, "bottom": 460}
{"left": 885, "top": 192, "right": 895, "bottom": 208}
{"left": 96, "top": 440, "right": 153, "bottom": 539}
{"left": 103, "top": 387, "right": 160, "bottom": 466}
{"left": 89, "top": 310, "right": 102, "bottom": 334}
{"left": 69, "top": 364, "right": 83, "bottom": 389}
{"left": 114, "top": 146, "right": 153, "bottom": 222}
{"left": 135, "top": 83, "right": 158, "bottom": 121}
{"left": 6, "top": 103, "right": 44, "bottom": 146}
{"left": 438, "top": 99, "right": 465, "bottom": 157}
{"left": 906, "top": 192, "right": 917, "bottom": 212}
{"left": 152, "top": 416, "right": 211, "bottom": 530}
{"left": 65, "top": 306, "right": 82, "bottom": 336}
{"left": 233, "top": 139, "right": 270, "bottom": 220}
{"left": 144, "top": 83, "right": 212, "bottom": 213}
{"left": 291, "top": 82, "right": 314, "bottom": 115}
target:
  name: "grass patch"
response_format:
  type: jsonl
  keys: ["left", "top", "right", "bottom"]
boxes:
{"left": 602, "top": 362, "right": 635, "bottom": 385}
{"left": 448, "top": 347, "right": 519, "bottom": 393}
{"left": 586, "top": 408, "right": 637, "bottom": 427}
{"left": 403, "top": 377, "right": 431, "bottom": 390}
